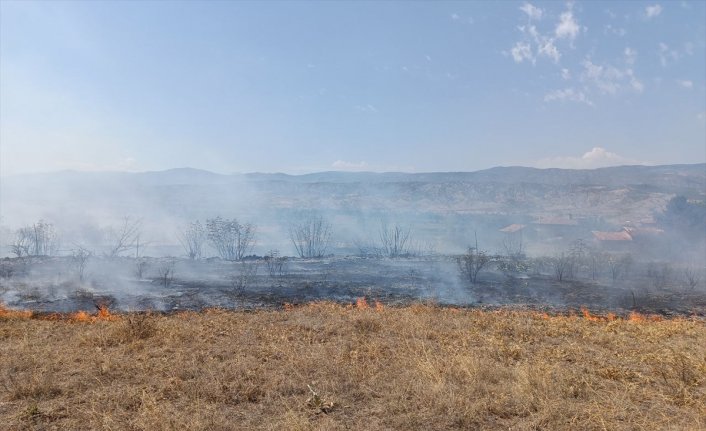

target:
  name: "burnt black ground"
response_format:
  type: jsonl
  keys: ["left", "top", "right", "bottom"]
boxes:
{"left": 1, "top": 256, "right": 704, "bottom": 316}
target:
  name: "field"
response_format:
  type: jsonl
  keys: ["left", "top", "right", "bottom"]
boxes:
{"left": 1, "top": 303, "right": 704, "bottom": 430}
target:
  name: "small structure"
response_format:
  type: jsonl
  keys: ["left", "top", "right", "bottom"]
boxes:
{"left": 623, "top": 226, "right": 664, "bottom": 239}
{"left": 532, "top": 216, "right": 580, "bottom": 242}
{"left": 591, "top": 230, "right": 633, "bottom": 251}
{"left": 499, "top": 224, "right": 526, "bottom": 233}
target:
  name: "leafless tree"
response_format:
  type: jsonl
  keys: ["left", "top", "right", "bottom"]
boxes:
{"left": 9, "top": 228, "right": 31, "bottom": 257}
{"left": 177, "top": 220, "right": 206, "bottom": 259}
{"left": 265, "top": 250, "right": 288, "bottom": 283}
{"left": 683, "top": 266, "right": 701, "bottom": 290}
{"left": 354, "top": 238, "right": 381, "bottom": 258}
{"left": 567, "top": 239, "right": 589, "bottom": 279}
{"left": 458, "top": 246, "right": 490, "bottom": 284}
{"left": 289, "top": 214, "right": 332, "bottom": 258}
{"left": 206, "top": 217, "right": 256, "bottom": 261}
{"left": 501, "top": 234, "right": 524, "bottom": 259}
{"left": 106, "top": 216, "right": 142, "bottom": 257}
{"left": 228, "top": 260, "right": 259, "bottom": 294}
{"left": 70, "top": 246, "right": 91, "bottom": 282}
{"left": 588, "top": 251, "right": 606, "bottom": 280}
{"left": 647, "top": 261, "right": 673, "bottom": 289}
{"left": 134, "top": 258, "right": 149, "bottom": 279}
{"left": 156, "top": 260, "right": 176, "bottom": 288}
{"left": 379, "top": 222, "right": 411, "bottom": 258}
{"left": 10, "top": 221, "right": 59, "bottom": 257}
{"left": 606, "top": 253, "right": 633, "bottom": 283}
{"left": 498, "top": 234, "right": 527, "bottom": 275}
{"left": 551, "top": 252, "right": 573, "bottom": 282}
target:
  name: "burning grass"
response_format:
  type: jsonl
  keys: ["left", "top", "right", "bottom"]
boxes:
{"left": 1, "top": 302, "right": 704, "bottom": 430}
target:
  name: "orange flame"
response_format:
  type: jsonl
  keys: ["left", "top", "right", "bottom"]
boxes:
{"left": 628, "top": 311, "right": 647, "bottom": 322}
{"left": 355, "top": 297, "right": 369, "bottom": 310}
{"left": 0, "top": 303, "right": 32, "bottom": 320}
{"left": 97, "top": 305, "right": 111, "bottom": 319}
{"left": 581, "top": 307, "right": 603, "bottom": 322}
{"left": 374, "top": 300, "right": 384, "bottom": 312}
{"left": 71, "top": 310, "right": 92, "bottom": 322}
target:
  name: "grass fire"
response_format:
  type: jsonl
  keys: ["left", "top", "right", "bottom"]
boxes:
{"left": 2, "top": 0, "right": 706, "bottom": 429}
{"left": 1, "top": 302, "right": 704, "bottom": 430}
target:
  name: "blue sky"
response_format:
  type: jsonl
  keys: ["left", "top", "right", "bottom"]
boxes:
{"left": 1, "top": 1, "right": 704, "bottom": 175}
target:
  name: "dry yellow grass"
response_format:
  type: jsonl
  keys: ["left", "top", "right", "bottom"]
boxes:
{"left": 1, "top": 303, "right": 704, "bottom": 430}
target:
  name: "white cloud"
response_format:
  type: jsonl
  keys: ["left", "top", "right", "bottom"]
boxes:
{"left": 533, "top": 147, "right": 645, "bottom": 169}
{"left": 450, "top": 13, "right": 473, "bottom": 24}
{"left": 523, "top": 25, "right": 561, "bottom": 63}
{"left": 645, "top": 4, "right": 663, "bottom": 18}
{"left": 354, "top": 104, "right": 378, "bottom": 113}
{"left": 537, "top": 38, "right": 560, "bottom": 63}
{"left": 697, "top": 111, "right": 706, "bottom": 122}
{"left": 511, "top": 41, "right": 534, "bottom": 63}
{"left": 677, "top": 80, "right": 693, "bottom": 89}
{"left": 603, "top": 24, "right": 626, "bottom": 37}
{"left": 658, "top": 42, "right": 680, "bottom": 67}
{"left": 332, "top": 160, "right": 369, "bottom": 171}
{"left": 561, "top": 68, "right": 571, "bottom": 80}
{"left": 520, "top": 2, "right": 543, "bottom": 21}
{"left": 555, "top": 10, "right": 580, "bottom": 41}
{"left": 544, "top": 88, "right": 593, "bottom": 106}
{"left": 624, "top": 47, "right": 637, "bottom": 65}
{"left": 580, "top": 59, "right": 643, "bottom": 95}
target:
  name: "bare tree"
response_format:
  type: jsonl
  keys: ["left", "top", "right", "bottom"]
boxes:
{"left": 501, "top": 234, "right": 524, "bottom": 260}
{"left": 647, "top": 261, "right": 673, "bottom": 289}
{"left": 354, "top": 238, "right": 381, "bottom": 258}
{"left": 134, "top": 258, "right": 149, "bottom": 279}
{"left": 206, "top": 217, "right": 256, "bottom": 261}
{"left": 10, "top": 221, "right": 59, "bottom": 257}
{"left": 228, "top": 260, "right": 259, "bottom": 295}
{"left": 177, "top": 220, "right": 206, "bottom": 259}
{"left": 379, "top": 222, "right": 411, "bottom": 258}
{"left": 458, "top": 246, "right": 490, "bottom": 284}
{"left": 588, "top": 251, "right": 606, "bottom": 280}
{"left": 567, "top": 239, "right": 589, "bottom": 279}
{"left": 9, "top": 228, "right": 32, "bottom": 257}
{"left": 156, "top": 260, "right": 176, "bottom": 288}
{"left": 551, "top": 252, "right": 573, "bottom": 282}
{"left": 106, "top": 217, "right": 142, "bottom": 257}
{"left": 498, "top": 234, "right": 527, "bottom": 275}
{"left": 606, "top": 253, "right": 633, "bottom": 283}
{"left": 265, "top": 250, "right": 288, "bottom": 283}
{"left": 70, "top": 246, "right": 91, "bottom": 282}
{"left": 683, "top": 266, "right": 701, "bottom": 290}
{"left": 289, "top": 214, "right": 332, "bottom": 258}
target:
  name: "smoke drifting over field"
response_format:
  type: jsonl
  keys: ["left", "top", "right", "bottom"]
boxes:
{"left": 1, "top": 164, "right": 705, "bottom": 314}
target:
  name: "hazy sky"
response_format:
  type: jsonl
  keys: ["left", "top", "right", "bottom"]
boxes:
{"left": 1, "top": 1, "right": 705, "bottom": 176}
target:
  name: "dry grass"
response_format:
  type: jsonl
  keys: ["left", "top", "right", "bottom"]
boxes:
{"left": 1, "top": 303, "right": 704, "bottom": 430}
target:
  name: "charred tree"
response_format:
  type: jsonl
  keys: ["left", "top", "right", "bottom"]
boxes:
{"left": 206, "top": 217, "right": 256, "bottom": 261}
{"left": 379, "top": 223, "right": 411, "bottom": 258}
{"left": 106, "top": 216, "right": 142, "bottom": 257}
{"left": 289, "top": 215, "right": 332, "bottom": 258}
{"left": 177, "top": 220, "right": 206, "bottom": 260}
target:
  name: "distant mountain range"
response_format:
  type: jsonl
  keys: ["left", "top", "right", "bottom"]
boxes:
{"left": 7, "top": 163, "right": 704, "bottom": 187}
{"left": 1, "top": 163, "right": 704, "bottom": 253}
